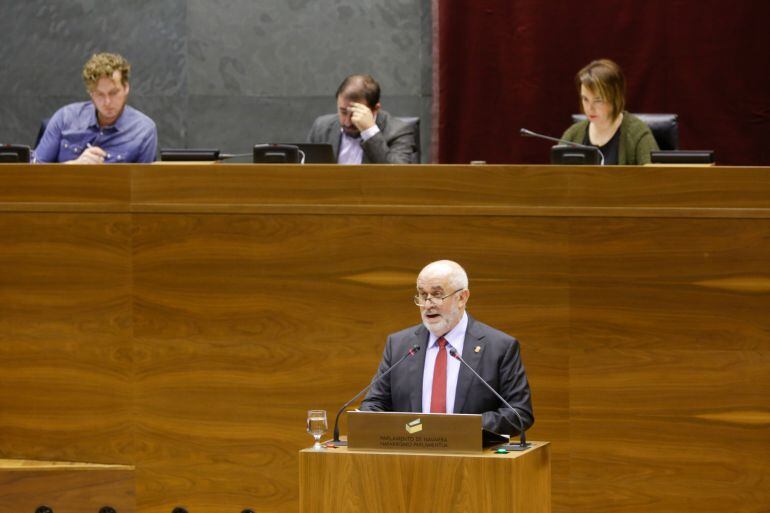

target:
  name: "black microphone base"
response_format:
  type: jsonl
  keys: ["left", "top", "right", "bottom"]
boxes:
{"left": 325, "top": 439, "right": 348, "bottom": 447}
{"left": 500, "top": 442, "right": 530, "bottom": 452}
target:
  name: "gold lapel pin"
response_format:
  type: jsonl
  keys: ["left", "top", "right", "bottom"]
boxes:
{"left": 474, "top": 345, "right": 481, "bottom": 353}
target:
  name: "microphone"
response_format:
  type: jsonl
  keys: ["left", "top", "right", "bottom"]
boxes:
{"left": 520, "top": 127, "right": 605, "bottom": 165}
{"left": 448, "top": 348, "right": 530, "bottom": 451}
{"left": 329, "top": 344, "right": 421, "bottom": 447}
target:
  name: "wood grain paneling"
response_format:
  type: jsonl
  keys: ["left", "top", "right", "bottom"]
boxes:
{"left": 131, "top": 212, "right": 569, "bottom": 512}
{"left": 569, "top": 215, "right": 770, "bottom": 513}
{"left": 570, "top": 350, "right": 770, "bottom": 513}
{"left": 1, "top": 164, "right": 768, "bottom": 513}
{"left": 0, "top": 213, "right": 133, "bottom": 464}
{"left": 570, "top": 217, "right": 770, "bottom": 351}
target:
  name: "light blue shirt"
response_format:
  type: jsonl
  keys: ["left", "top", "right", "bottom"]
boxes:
{"left": 34, "top": 101, "right": 157, "bottom": 163}
{"left": 337, "top": 116, "right": 380, "bottom": 164}
{"left": 421, "top": 311, "right": 468, "bottom": 413}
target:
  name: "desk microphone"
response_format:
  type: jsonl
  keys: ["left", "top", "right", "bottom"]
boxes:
{"left": 448, "top": 348, "right": 530, "bottom": 451}
{"left": 520, "top": 127, "right": 605, "bottom": 165}
{"left": 329, "top": 344, "right": 421, "bottom": 447}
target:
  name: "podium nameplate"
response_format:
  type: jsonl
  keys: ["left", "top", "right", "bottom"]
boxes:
{"left": 347, "top": 411, "right": 482, "bottom": 453}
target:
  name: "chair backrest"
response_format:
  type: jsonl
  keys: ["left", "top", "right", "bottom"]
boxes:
{"left": 395, "top": 116, "right": 421, "bottom": 163}
{"left": 570, "top": 113, "right": 679, "bottom": 150}
{"left": 34, "top": 117, "right": 51, "bottom": 148}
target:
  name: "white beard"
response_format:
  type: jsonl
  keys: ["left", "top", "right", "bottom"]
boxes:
{"left": 422, "top": 303, "right": 461, "bottom": 337}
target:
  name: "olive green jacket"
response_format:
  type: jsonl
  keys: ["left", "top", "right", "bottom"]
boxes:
{"left": 561, "top": 112, "right": 659, "bottom": 165}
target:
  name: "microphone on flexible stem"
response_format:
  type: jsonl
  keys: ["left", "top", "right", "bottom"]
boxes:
{"left": 520, "top": 127, "right": 605, "bottom": 165}
{"left": 448, "top": 348, "right": 530, "bottom": 451}
{"left": 329, "top": 344, "right": 421, "bottom": 447}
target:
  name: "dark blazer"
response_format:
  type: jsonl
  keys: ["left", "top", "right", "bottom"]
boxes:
{"left": 306, "top": 109, "right": 418, "bottom": 164}
{"left": 561, "top": 111, "right": 659, "bottom": 165}
{"left": 360, "top": 315, "right": 534, "bottom": 436}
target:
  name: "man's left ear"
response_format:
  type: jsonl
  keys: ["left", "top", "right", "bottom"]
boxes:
{"left": 372, "top": 102, "right": 381, "bottom": 114}
{"left": 124, "top": 82, "right": 130, "bottom": 95}
{"left": 459, "top": 289, "right": 470, "bottom": 307}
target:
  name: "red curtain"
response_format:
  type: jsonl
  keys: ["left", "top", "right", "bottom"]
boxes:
{"left": 433, "top": 0, "right": 770, "bottom": 165}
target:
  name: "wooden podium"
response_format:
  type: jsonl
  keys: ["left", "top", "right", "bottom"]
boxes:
{"left": 299, "top": 442, "right": 550, "bottom": 513}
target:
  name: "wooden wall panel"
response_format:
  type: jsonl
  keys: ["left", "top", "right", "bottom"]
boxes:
{"left": 1, "top": 165, "right": 768, "bottom": 513}
{"left": 570, "top": 217, "right": 770, "bottom": 513}
{"left": 570, "top": 350, "right": 770, "bottom": 513}
{"left": 570, "top": 218, "right": 770, "bottom": 352}
{"left": 131, "top": 213, "right": 570, "bottom": 513}
{"left": 0, "top": 213, "right": 133, "bottom": 464}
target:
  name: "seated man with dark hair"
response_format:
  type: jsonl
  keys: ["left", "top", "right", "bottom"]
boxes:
{"left": 34, "top": 52, "right": 157, "bottom": 164}
{"left": 307, "top": 74, "right": 418, "bottom": 164}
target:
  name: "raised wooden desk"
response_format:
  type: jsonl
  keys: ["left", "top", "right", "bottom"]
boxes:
{"left": 0, "top": 459, "right": 135, "bottom": 513}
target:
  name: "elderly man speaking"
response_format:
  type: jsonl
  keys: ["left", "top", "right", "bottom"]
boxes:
{"left": 361, "top": 260, "right": 534, "bottom": 436}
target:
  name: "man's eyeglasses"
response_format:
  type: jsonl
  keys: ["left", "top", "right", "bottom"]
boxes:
{"left": 413, "top": 288, "right": 464, "bottom": 307}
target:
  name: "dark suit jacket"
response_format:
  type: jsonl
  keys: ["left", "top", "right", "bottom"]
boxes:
{"left": 306, "top": 109, "right": 418, "bottom": 164}
{"left": 360, "top": 315, "right": 534, "bottom": 436}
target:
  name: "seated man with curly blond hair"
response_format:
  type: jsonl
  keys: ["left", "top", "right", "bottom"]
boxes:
{"left": 35, "top": 52, "right": 157, "bottom": 164}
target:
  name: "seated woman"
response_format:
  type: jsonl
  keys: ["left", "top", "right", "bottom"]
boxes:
{"left": 562, "top": 59, "right": 658, "bottom": 165}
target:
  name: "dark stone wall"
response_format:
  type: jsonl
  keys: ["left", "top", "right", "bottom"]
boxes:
{"left": 0, "top": 0, "right": 432, "bottom": 160}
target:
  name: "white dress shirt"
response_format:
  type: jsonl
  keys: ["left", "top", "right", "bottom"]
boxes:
{"left": 421, "top": 311, "right": 468, "bottom": 413}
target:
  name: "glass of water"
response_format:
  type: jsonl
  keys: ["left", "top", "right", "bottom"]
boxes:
{"left": 307, "top": 409, "right": 328, "bottom": 450}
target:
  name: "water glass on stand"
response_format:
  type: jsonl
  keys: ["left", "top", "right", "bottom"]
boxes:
{"left": 307, "top": 410, "right": 328, "bottom": 450}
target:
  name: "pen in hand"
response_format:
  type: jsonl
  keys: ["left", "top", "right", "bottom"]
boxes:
{"left": 83, "top": 142, "right": 108, "bottom": 163}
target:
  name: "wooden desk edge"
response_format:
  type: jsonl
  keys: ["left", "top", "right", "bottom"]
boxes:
{"left": 0, "top": 458, "right": 135, "bottom": 471}
{"left": 300, "top": 440, "right": 549, "bottom": 458}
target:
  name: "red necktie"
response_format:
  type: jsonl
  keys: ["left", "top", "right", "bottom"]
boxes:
{"left": 430, "top": 337, "right": 448, "bottom": 413}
